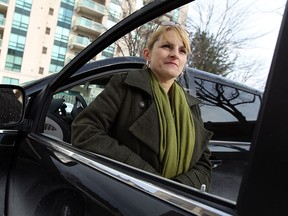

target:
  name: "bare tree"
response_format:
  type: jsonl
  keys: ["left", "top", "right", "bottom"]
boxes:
{"left": 106, "top": 0, "right": 156, "bottom": 57}
{"left": 186, "top": 0, "right": 271, "bottom": 80}
{"left": 115, "top": 23, "right": 157, "bottom": 57}
{"left": 107, "top": 0, "right": 188, "bottom": 57}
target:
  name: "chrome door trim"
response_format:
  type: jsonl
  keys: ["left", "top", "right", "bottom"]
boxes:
{"left": 0, "top": 129, "right": 18, "bottom": 146}
{"left": 32, "top": 134, "right": 233, "bottom": 216}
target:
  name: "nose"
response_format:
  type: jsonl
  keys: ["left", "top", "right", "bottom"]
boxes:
{"left": 169, "top": 47, "right": 180, "bottom": 58}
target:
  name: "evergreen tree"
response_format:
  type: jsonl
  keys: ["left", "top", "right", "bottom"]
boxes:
{"left": 187, "top": 29, "right": 236, "bottom": 76}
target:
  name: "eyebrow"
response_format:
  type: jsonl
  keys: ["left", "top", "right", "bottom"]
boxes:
{"left": 159, "top": 40, "right": 186, "bottom": 50}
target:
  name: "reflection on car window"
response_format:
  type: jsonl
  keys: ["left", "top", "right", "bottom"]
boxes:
{"left": 196, "top": 78, "right": 261, "bottom": 122}
{"left": 195, "top": 78, "right": 262, "bottom": 142}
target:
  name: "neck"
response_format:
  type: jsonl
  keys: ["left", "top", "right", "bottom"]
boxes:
{"left": 149, "top": 69, "right": 174, "bottom": 94}
{"left": 159, "top": 80, "right": 174, "bottom": 94}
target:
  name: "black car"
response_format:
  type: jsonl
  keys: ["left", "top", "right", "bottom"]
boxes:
{"left": 1, "top": 1, "right": 287, "bottom": 215}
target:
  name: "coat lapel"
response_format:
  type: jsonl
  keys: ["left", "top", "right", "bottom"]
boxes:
{"left": 129, "top": 102, "right": 160, "bottom": 154}
{"left": 125, "top": 69, "right": 160, "bottom": 154}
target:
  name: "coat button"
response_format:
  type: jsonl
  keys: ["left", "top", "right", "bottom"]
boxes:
{"left": 138, "top": 101, "right": 146, "bottom": 108}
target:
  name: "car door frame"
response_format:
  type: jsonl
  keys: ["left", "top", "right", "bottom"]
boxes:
{"left": 237, "top": 1, "right": 288, "bottom": 215}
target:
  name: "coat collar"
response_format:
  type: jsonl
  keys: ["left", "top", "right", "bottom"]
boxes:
{"left": 125, "top": 68, "right": 201, "bottom": 107}
{"left": 183, "top": 88, "right": 201, "bottom": 107}
{"left": 124, "top": 68, "right": 153, "bottom": 96}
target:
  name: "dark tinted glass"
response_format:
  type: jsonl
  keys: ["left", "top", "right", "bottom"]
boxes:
{"left": 195, "top": 78, "right": 262, "bottom": 141}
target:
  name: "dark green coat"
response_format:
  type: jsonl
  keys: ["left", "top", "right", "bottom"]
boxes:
{"left": 71, "top": 68, "right": 213, "bottom": 190}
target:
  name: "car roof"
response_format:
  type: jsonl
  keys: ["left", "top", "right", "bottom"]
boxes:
{"left": 187, "top": 67, "right": 263, "bottom": 95}
{"left": 22, "top": 56, "right": 262, "bottom": 97}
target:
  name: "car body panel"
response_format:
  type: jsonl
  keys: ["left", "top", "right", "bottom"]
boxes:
{"left": 7, "top": 132, "right": 235, "bottom": 216}
{"left": 0, "top": 130, "right": 17, "bottom": 214}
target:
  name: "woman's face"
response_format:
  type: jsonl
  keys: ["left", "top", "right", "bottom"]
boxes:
{"left": 144, "top": 30, "right": 188, "bottom": 84}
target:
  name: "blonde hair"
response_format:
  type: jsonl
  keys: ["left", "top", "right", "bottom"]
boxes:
{"left": 146, "top": 25, "right": 191, "bottom": 53}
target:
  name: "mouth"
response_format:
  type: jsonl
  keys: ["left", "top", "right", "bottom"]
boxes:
{"left": 165, "top": 62, "right": 178, "bottom": 67}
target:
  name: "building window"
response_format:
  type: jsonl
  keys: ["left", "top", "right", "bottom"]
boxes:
{"left": 2, "top": 76, "right": 19, "bottom": 85}
{"left": 45, "top": 27, "right": 51, "bottom": 35}
{"left": 39, "top": 67, "right": 44, "bottom": 74}
{"left": 49, "top": 8, "right": 54, "bottom": 15}
{"left": 5, "top": 1, "right": 31, "bottom": 72}
{"left": 5, "top": 53, "right": 22, "bottom": 72}
{"left": 0, "top": 13, "right": 5, "bottom": 26}
{"left": 42, "top": 47, "right": 47, "bottom": 54}
{"left": 49, "top": 0, "right": 73, "bottom": 73}
{"left": 102, "top": 50, "right": 114, "bottom": 58}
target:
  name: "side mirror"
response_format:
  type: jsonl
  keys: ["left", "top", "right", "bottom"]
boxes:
{"left": 0, "top": 85, "right": 25, "bottom": 126}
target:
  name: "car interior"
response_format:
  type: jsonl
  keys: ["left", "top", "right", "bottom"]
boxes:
{"left": 44, "top": 76, "right": 109, "bottom": 142}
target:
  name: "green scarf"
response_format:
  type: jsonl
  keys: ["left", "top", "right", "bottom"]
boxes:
{"left": 150, "top": 72, "right": 195, "bottom": 178}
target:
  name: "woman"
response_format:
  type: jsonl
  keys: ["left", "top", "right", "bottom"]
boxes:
{"left": 71, "top": 22, "right": 213, "bottom": 190}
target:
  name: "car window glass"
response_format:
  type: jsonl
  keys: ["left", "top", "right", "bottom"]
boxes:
{"left": 196, "top": 78, "right": 262, "bottom": 122}
{"left": 200, "top": 79, "right": 261, "bottom": 142}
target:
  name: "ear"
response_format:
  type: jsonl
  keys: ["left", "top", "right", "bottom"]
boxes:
{"left": 143, "top": 48, "right": 150, "bottom": 61}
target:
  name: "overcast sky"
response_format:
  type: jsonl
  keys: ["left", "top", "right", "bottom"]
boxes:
{"left": 242, "top": 0, "right": 286, "bottom": 90}
{"left": 187, "top": 0, "right": 286, "bottom": 90}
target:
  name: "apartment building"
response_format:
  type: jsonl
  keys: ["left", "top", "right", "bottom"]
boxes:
{"left": 0, "top": 0, "right": 187, "bottom": 85}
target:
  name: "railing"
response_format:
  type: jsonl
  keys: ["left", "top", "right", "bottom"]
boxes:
{"left": 76, "top": 0, "right": 106, "bottom": 16}
{"left": 74, "top": 17, "right": 105, "bottom": 33}
{"left": 0, "top": 0, "right": 9, "bottom": 4}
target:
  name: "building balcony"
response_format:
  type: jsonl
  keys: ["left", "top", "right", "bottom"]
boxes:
{"left": 75, "top": 0, "right": 106, "bottom": 18}
{"left": 69, "top": 36, "right": 91, "bottom": 50}
{"left": 0, "top": 0, "right": 8, "bottom": 11}
{"left": 72, "top": 17, "right": 105, "bottom": 36}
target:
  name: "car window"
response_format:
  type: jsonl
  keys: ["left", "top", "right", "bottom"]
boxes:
{"left": 197, "top": 78, "right": 261, "bottom": 123}
{"left": 195, "top": 77, "right": 262, "bottom": 142}
{"left": 179, "top": 70, "right": 262, "bottom": 142}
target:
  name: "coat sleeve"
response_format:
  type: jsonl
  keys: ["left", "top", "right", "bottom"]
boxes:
{"left": 172, "top": 104, "right": 213, "bottom": 191}
{"left": 71, "top": 74, "right": 158, "bottom": 174}
{"left": 172, "top": 145, "right": 212, "bottom": 191}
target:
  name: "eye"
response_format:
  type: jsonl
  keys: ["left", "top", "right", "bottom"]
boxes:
{"left": 180, "top": 48, "right": 187, "bottom": 54}
{"left": 162, "top": 43, "right": 171, "bottom": 49}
